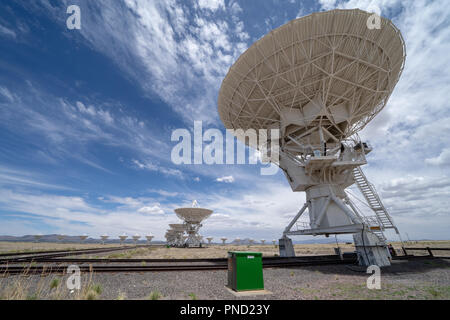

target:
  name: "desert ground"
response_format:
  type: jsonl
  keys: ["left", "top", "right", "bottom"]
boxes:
{"left": 1, "top": 240, "right": 449, "bottom": 300}
{"left": 2, "top": 240, "right": 449, "bottom": 259}
{"left": 1, "top": 259, "right": 449, "bottom": 300}
{"left": 0, "top": 242, "right": 133, "bottom": 254}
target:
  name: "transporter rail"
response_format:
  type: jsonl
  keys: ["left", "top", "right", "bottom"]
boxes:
{"left": 1, "top": 250, "right": 448, "bottom": 275}
{"left": 0, "top": 255, "right": 356, "bottom": 275}
{"left": 0, "top": 245, "right": 154, "bottom": 263}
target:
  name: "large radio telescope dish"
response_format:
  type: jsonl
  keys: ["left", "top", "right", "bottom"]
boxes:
{"left": 174, "top": 204, "right": 213, "bottom": 247}
{"left": 218, "top": 9, "right": 405, "bottom": 152}
{"left": 218, "top": 9, "right": 406, "bottom": 267}
{"left": 174, "top": 208, "right": 213, "bottom": 224}
{"left": 169, "top": 223, "right": 186, "bottom": 232}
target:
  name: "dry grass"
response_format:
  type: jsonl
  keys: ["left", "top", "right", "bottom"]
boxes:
{"left": 0, "top": 264, "right": 104, "bottom": 300}
{"left": 114, "top": 241, "right": 450, "bottom": 259}
{"left": 106, "top": 247, "right": 154, "bottom": 259}
{"left": 148, "top": 291, "right": 162, "bottom": 300}
{"left": 0, "top": 242, "right": 134, "bottom": 255}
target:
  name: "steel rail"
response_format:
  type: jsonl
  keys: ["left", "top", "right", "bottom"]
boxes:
{"left": 0, "top": 253, "right": 353, "bottom": 265}
{"left": 0, "top": 245, "right": 149, "bottom": 263}
{"left": 0, "top": 257, "right": 356, "bottom": 275}
{"left": 2, "top": 254, "right": 447, "bottom": 275}
{"left": 0, "top": 245, "right": 152, "bottom": 257}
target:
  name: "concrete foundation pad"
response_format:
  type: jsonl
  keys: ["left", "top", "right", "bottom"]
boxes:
{"left": 224, "top": 286, "right": 272, "bottom": 297}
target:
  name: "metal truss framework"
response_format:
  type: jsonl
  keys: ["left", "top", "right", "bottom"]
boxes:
{"left": 218, "top": 9, "right": 405, "bottom": 151}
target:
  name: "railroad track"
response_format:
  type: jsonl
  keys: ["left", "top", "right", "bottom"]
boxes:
{"left": 3, "top": 253, "right": 347, "bottom": 264}
{"left": 3, "top": 253, "right": 357, "bottom": 266}
{"left": 0, "top": 245, "right": 151, "bottom": 257}
{"left": 0, "top": 245, "right": 153, "bottom": 263}
{"left": 2, "top": 253, "right": 446, "bottom": 275}
{"left": 1, "top": 249, "right": 354, "bottom": 263}
{"left": 0, "top": 256, "right": 356, "bottom": 275}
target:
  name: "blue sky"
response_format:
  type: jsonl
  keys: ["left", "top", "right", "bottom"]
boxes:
{"left": 0, "top": 0, "right": 449, "bottom": 241}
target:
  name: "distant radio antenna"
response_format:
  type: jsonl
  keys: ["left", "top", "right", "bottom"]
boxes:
{"left": 174, "top": 203, "right": 213, "bottom": 248}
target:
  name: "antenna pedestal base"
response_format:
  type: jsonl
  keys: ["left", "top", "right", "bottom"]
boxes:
{"left": 353, "top": 231, "right": 391, "bottom": 267}
{"left": 185, "top": 225, "right": 202, "bottom": 248}
{"left": 279, "top": 237, "right": 295, "bottom": 257}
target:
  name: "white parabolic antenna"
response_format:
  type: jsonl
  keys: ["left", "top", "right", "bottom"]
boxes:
{"left": 175, "top": 201, "right": 213, "bottom": 247}
{"left": 119, "top": 234, "right": 128, "bottom": 244}
{"left": 218, "top": 9, "right": 405, "bottom": 267}
{"left": 145, "top": 235, "right": 154, "bottom": 245}
{"left": 165, "top": 229, "right": 179, "bottom": 246}
{"left": 174, "top": 208, "right": 213, "bottom": 224}
{"left": 169, "top": 223, "right": 186, "bottom": 232}
{"left": 100, "top": 234, "right": 109, "bottom": 244}
{"left": 169, "top": 224, "right": 187, "bottom": 247}
{"left": 132, "top": 234, "right": 141, "bottom": 243}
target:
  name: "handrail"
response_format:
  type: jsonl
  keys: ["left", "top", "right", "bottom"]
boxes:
{"left": 403, "top": 247, "right": 450, "bottom": 251}
{"left": 401, "top": 246, "right": 450, "bottom": 258}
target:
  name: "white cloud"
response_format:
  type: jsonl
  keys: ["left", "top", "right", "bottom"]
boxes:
{"left": 138, "top": 204, "right": 165, "bottom": 214}
{"left": 318, "top": 0, "right": 337, "bottom": 10}
{"left": 0, "top": 188, "right": 176, "bottom": 239}
{"left": 197, "top": 0, "right": 225, "bottom": 12}
{"left": 425, "top": 148, "right": 450, "bottom": 167}
{"left": 216, "top": 175, "right": 234, "bottom": 183}
{"left": 0, "top": 24, "right": 16, "bottom": 38}
{"left": 296, "top": 7, "right": 306, "bottom": 18}
{"left": 0, "top": 86, "right": 15, "bottom": 102}
{"left": 0, "top": 82, "right": 171, "bottom": 172}
{"left": 147, "top": 189, "right": 179, "bottom": 197}
{"left": 0, "top": 166, "right": 72, "bottom": 190}
{"left": 45, "top": 0, "right": 249, "bottom": 125}
{"left": 229, "top": 1, "right": 243, "bottom": 15}
{"left": 132, "top": 159, "right": 184, "bottom": 178}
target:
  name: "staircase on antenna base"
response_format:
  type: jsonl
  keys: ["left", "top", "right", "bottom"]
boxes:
{"left": 352, "top": 167, "right": 399, "bottom": 242}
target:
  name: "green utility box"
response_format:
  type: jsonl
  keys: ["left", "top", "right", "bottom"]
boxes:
{"left": 227, "top": 251, "right": 264, "bottom": 291}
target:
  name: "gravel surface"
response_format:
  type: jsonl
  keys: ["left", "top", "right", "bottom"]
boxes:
{"left": 1, "top": 259, "right": 449, "bottom": 300}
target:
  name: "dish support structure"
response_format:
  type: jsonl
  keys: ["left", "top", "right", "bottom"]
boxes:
{"left": 278, "top": 140, "right": 400, "bottom": 267}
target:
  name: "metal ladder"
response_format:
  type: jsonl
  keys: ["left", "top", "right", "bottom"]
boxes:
{"left": 352, "top": 167, "right": 399, "bottom": 241}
